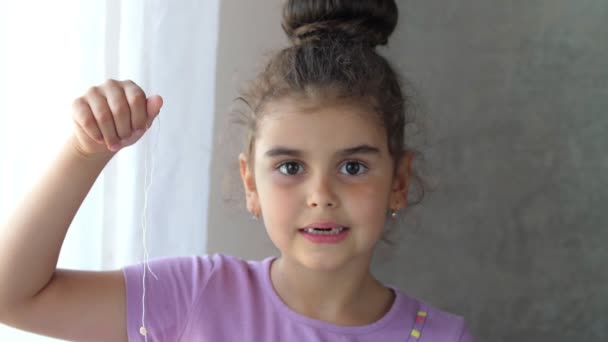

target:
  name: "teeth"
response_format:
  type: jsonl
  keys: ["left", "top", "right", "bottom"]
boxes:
{"left": 303, "top": 227, "right": 346, "bottom": 235}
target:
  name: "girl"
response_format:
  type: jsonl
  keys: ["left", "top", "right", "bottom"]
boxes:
{"left": 0, "top": 0, "right": 475, "bottom": 341}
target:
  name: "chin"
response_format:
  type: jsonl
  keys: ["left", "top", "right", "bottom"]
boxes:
{"left": 293, "top": 250, "right": 358, "bottom": 272}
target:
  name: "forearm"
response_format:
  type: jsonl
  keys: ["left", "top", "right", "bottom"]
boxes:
{"left": 0, "top": 136, "right": 113, "bottom": 309}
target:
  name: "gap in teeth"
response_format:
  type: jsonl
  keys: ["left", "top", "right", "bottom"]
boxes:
{"left": 304, "top": 227, "right": 345, "bottom": 235}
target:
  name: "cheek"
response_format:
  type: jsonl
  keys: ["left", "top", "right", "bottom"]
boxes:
{"left": 257, "top": 177, "right": 300, "bottom": 221}
{"left": 343, "top": 181, "right": 391, "bottom": 221}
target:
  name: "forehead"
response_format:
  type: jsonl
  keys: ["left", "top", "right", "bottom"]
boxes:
{"left": 255, "top": 98, "right": 388, "bottom": 156}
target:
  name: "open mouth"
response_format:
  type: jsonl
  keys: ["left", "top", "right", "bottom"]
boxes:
{"left": 298, "top": 227, "right": 349, "bottom": 235}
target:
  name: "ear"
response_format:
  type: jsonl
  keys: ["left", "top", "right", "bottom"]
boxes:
{"left": 389, "top": 151, "right": 413, "bottom": 210}
{"left": 239, "top": 152, "right": 260, "bottom": 216}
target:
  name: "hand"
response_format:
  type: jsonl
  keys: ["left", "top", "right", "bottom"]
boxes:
{"left": 70, "top": 79, "right": 163, "bottom": 158}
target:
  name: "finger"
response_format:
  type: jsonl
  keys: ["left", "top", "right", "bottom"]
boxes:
{"left": 143, "top": 95, "right": 163, "bottom": 129}
{"left": 123, "top": 80, "right": 148, "bottom": 132}
{"left": 72, "top": 97, "right": 104, "bottom": 143}
{"left": 103, "top": 79, "right": 132, "bottom": 141}
{"left": 86, "top": 86, "right": 120, "bottom": 151}
{"left": 146, "top": 95, "right": 163, "bottom": 119}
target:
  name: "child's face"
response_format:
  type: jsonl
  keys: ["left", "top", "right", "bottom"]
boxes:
{"left": 240, "top": 98, "right": 409, "bottom": 271}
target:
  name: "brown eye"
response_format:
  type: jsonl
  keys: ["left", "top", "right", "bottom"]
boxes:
{"left": 340, "top": 161, "right": 367, "bottom": 176}
{"left": 278, "top": 161, "right": 303, "bottom": 175}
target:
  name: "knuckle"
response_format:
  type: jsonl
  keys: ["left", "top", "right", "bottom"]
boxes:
{"left": 71, "top": 97, "right": 86, "bottom": 110}
{"left": 85, "top": 86, "right": 100, "bottom": 97}
{"left": 103, "top": 78, "right": 119, "bottom": 87}
{"left": 122, "top": 79, "right": 136, "bottom": 87}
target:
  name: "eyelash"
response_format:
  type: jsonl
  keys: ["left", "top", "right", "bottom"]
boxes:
{"left": 276, "top": 160, "right": 369, "bottom": 176}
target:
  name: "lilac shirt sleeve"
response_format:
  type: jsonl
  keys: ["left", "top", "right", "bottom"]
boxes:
{"left": 122, "top": 255, "right": 214, "bottom": 342}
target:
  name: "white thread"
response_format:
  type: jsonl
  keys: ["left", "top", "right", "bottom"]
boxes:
{"left": 140, "top": 114, "right": 161, "bottom": 340}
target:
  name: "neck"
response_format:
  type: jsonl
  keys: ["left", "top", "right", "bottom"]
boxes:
{"left": 270, "top": 254, "right": 394, "bottom": 326}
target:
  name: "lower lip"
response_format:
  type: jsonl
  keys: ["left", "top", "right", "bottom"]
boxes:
{"left": 299, "top": 228, "right": 349, "bottom": 244}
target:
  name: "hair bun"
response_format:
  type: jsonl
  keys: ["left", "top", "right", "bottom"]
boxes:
{"left": 282, "top": 0, "right": 398, "bottom": 48}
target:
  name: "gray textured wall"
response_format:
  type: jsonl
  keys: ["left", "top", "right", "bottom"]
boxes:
{"left": 207, "top": 1, "right": 608, "bottom": 341}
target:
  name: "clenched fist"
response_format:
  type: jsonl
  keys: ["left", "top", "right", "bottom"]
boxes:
{"left": 70, "top": 79, "right": 163, "bottom": 157}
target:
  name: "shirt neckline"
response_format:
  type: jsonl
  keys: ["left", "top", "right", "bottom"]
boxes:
{"left": 260, "top": 255, "right": 406, "bottom": 335}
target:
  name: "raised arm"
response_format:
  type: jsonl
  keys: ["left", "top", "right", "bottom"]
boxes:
{"left": 0, "top": 79, "right": 162, "bottom": 341}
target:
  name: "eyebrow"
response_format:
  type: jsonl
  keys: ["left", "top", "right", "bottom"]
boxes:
{"left": 264, "top": 144, "right": 381, "bottom": 158}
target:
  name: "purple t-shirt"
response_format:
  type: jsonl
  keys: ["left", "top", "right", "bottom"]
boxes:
{"left": 123, "top": 254, "right": 475, "bottom": 341}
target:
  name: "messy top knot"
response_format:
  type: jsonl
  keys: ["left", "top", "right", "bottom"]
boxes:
{"left": 282, "top": 0, "right": 398, "bottom": 47}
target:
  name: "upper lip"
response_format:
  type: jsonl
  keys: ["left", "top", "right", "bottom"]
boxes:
{"left": 302, "top": 221, "right": 347, "bottom": 229}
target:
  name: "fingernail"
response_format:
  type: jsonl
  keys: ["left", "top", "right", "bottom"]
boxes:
{"left": 134, "top": 129, "right": 145, "bottom": 135}
{"left": 110, "top": 144, "right": 121, "bottom": 152}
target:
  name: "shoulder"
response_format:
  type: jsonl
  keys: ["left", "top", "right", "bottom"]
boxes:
{"left": 394, "top": 289, "right": 476, "bottom": 342}
{"left": 193, "top": 254, "right": 270, "bottom": 294}
{"left": 122, "top": 253, "right": 260, "bottom": 285}
{"left": 122, "top": 253, "right": 271, "bottom": 297}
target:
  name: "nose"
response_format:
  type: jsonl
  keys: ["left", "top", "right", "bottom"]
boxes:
{"left": 307, "top": 174, "right": 339, "bottom": 209}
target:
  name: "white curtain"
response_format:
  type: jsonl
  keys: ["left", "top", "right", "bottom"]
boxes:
{"left": 0, "top": 0, "right": 219, "bottom": 340}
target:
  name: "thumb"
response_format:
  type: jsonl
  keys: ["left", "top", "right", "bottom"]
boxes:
{"left": 146, "top": 95, "right": 163, "bottom": 117}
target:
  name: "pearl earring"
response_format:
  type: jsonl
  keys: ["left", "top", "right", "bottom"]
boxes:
{"left": 391, "top": 210, "right": 398, "bottom": 218}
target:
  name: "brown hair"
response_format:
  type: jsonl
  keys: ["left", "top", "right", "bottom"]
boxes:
{"left": 233, "top": 0, "right": 431, "bottom": 242}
